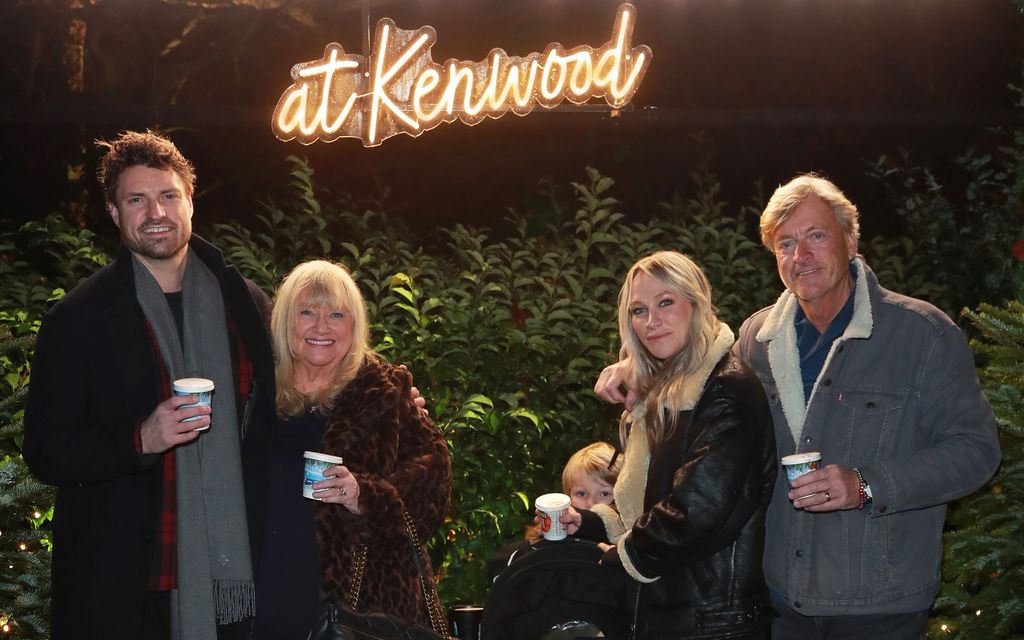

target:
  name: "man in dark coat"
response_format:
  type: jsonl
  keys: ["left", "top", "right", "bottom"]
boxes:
{"left": 23, "top": 130, "right": 276, "bottom": 640}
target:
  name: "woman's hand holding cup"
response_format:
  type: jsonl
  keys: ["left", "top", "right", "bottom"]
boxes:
{"left": 311, "top": 464, "right": 361, "bottom": 514}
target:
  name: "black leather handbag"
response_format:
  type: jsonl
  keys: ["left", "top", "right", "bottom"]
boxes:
{"left": 306, "top": 600, "right": 446, "bottom": 640}
{"left": 306, "top": 512, "right": 454, "bottom": 640}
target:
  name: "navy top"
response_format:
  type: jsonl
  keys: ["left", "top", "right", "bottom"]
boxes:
{"left": 254, "top": 409, "right": 326, "bottom": 640}
{"left": 794, "top": 263, "right": 857, "bottom": 402}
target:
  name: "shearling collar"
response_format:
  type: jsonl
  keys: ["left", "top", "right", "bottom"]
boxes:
{"left": 754, "top": 256, "right": 874, "bottom": 445}
{"left": 592, "top": 322, "right": 735, "bottom": 583}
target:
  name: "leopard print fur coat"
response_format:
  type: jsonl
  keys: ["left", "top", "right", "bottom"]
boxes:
{"left": 315, "top": 356, "right": 452, "bottom": 627}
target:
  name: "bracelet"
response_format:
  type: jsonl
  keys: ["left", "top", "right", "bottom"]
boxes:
{"left": 853, "top": 467, "right": 870, "bottom": 510}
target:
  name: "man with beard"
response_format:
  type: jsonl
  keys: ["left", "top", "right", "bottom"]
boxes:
{"left": 24, "top": 130, "right": 276, "bottom": 640}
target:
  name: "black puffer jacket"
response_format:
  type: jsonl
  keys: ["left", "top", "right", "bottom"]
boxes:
{"left": 580, "top": 329, "right": 776, "bottom": 639}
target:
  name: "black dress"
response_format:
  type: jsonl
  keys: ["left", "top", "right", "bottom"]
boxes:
{"left": 254, "top": 410, "right": 326, "bottom": 640}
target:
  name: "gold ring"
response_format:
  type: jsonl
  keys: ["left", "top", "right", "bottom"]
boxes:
{"left": 340, "top": 487, "right": 347, "bottom": 496}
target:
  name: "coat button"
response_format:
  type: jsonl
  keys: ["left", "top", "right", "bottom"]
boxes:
{"left": 837, "top": 345, "right": 845, "bottom": 353}
{"left": 804, "top": 436, "right": 813, "bottom": 444}
{"left": 794, "top": 601, "right": 802, "bottom": 609}
{"left": 795, "top": 549, "right": 804, "bottom": 557}
{"left": 822, "top": 378, "right": 832, "bottom": 386}
{"left": 867, "top": 401, "right": 876, "bottom": 409}
{"left": 879, "top": 505, "right": 887, "bottom": 513}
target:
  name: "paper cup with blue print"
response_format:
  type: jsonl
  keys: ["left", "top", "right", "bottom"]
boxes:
{"left": 172, "top": 378, "right": 214, "bottom": 432}
{"left": 303, "top": 451, "right": 345, "bottom": 499}
{"left": 781, "top": 451, "right": 822, "bottom": 488}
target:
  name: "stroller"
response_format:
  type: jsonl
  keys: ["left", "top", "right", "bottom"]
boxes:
{"left": 479, "top": 538, "right": 633, "bottom": 640}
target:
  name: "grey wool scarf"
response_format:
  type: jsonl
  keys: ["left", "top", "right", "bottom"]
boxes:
{"left": 133, "top": 250, "right": 255, "bottom": 640}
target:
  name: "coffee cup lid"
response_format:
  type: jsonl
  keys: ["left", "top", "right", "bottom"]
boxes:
{"left": 535, "top": 492, "right": 571, "bottom": 510}
{"left": 781, "top": 452, "right": 822, "bottom": 465}
{"left": 173, "top": 378, "right": 215, "bottom": 393}
{"left": 303, "top": 451, "right": 345, "bottom": 465}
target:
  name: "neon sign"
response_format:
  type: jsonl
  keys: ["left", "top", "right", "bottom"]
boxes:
{"left": 272, "top": 3, "right": 651, "bottom": 147}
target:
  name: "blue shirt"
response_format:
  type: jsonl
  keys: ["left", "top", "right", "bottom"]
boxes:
{"left": 794, "top": 263, "right": 857, "bottom": 403}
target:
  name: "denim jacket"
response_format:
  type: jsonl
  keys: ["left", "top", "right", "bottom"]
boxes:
{"left": 735, "top": 257, "right": 1001, "bottom": 616}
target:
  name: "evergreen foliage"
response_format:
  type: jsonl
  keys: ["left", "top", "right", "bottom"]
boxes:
{"left": 929, "top": 301, "right": 1024, "bottom": 639}
{"left": 0, "top": 331, "right": 51, "bottom": 640}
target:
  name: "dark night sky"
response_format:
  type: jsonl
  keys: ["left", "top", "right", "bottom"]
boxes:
{"left": 0, "top": 0, "right": 1020, "bottom": 236}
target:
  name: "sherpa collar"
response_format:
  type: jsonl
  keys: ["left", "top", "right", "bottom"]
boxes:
{"left": 754, "top": 256, "right": 874, "bottom": 446}
{"left": 592, "top": 321, "right": 735, "bottom": 583}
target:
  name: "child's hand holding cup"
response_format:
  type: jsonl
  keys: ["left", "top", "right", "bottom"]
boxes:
{"left": 535, "top": 492, "right": 572, "bottom": 541}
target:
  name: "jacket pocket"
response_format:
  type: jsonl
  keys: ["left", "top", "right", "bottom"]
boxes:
{"left": 835, "top": 389, "right": 907, "bottom": 460}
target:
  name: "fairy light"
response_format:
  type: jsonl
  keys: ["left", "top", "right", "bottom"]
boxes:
{"left": 32, "top": 511, "right": 41, "bottom": 519}
{"left": 17, "top": 543, "right": 27, "bottom": 551}
{"left": 272, "top": 2, "right": 651, "bottom": 146}
{"left": 976, "top": 609, "right": 982, "bottom": 616}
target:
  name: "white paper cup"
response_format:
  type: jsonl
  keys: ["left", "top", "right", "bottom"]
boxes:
{"left": 173, "top": 378, "right": 214, "bottom": 432}
{"left": 781, "top": 452, "right": 822, "bottom": 487}
{"left": 535, "top": 492, "right": 572, "bottom": 541}
{"left": 303, "top": 451, "right": 345, "bottom": 499}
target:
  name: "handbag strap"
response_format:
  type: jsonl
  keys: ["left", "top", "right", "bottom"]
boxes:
{"left": 402, "top": 511, "right": 452, "bottom": 639}
{"left": 345, "top": 544, "right": 368, "bottom": 611}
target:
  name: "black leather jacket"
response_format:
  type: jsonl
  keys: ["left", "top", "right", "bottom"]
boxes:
{"left": 580, "top": 351, "right": 776, "bottom": 639}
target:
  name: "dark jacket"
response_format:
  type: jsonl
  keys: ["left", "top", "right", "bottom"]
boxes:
{"left": 23, "top": 236, "right": 275, "bottom": 640}
{"left": 314, "top": 356, "right": 452, "bottom": 628}
{"left": 580, "top": 326, "right": 776, "bottom": 639}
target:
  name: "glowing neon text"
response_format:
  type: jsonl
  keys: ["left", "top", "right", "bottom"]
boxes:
{"left": 272, "top": 3, "right": 651, "bottom": 146}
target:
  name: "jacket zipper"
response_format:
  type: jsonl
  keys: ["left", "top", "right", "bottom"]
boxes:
{"left": 631, "top": 584, "right": 642, "bottom": 639}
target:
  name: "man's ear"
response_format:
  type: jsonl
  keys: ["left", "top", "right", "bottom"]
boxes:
{"left": 107, "top": 203, "right": 121, "bottom": 228}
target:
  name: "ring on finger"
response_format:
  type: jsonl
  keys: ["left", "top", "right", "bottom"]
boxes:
{"left": 824, "top": 491, "right": 831, "bottom": 502}
{"left": 340, "top": 487, "right": 347, "bottom": 496}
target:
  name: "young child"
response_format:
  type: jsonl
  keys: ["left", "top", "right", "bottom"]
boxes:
{"left": 561, "top": 441, "right": 620, "bottom": 511}
{"left": 491, "top": 441, "right": 622, "bottom": 579}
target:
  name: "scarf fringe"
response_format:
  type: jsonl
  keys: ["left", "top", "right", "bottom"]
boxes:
{"left": 214, "top": 579, "right": 256, "bottom": 624}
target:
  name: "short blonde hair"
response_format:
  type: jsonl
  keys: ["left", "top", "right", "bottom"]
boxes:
{"left": 271, "top": 260, "right": 371, "bottom": 416}
{"left": 760, "top": 174, "right": 860, "bottom": 251}
{"left": 616, "top": 251, "right": 721, "bottom": 449}
{"left": 561, "top": 442, "right": 621, "bottom": 493}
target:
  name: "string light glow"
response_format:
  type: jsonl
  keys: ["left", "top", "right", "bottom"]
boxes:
{"left": 272, "top": 3, "right": 651, "bottom": 146}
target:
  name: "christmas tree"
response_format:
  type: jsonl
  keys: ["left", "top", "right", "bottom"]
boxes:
{"left": 0, "top": 331, "right": 52, "bottom": 639}
{"left": 930, "top": 301, "right": 1024, "bottom": 638}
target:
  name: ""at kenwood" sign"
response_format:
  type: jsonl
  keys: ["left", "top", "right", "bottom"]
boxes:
{"left": 272, "top": 3, "right": 651, "bottom": 147}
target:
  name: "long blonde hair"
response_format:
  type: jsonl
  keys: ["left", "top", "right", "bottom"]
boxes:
{"left": 616, "top": 251, "right": 720, "bottom": 449}
{"left": 271, "top": 260, "right": 372, "bottom": 416}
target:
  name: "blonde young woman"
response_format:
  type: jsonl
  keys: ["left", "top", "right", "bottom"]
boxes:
{"left": 567, "top": 251, "right": 777, "bottom": 639}
{"left": 254, "top": 260, "right": 451, "bottom": 640}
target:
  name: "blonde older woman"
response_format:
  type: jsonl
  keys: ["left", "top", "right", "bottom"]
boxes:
{"left": 254, "top": 260, "right": 451, "bottom": 640}
{"left": 572, "top": 251, "right": 777, "bottom": 639}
